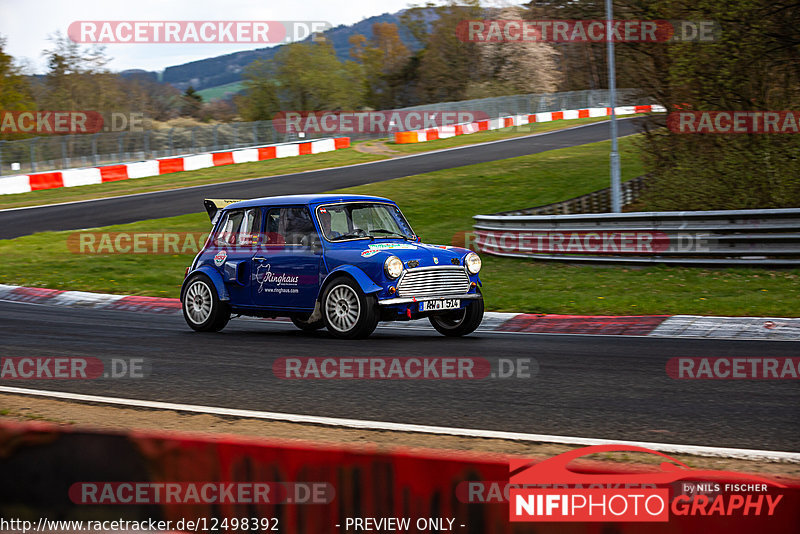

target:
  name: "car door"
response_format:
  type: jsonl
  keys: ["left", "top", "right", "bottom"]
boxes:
{"left": 209, "top": 207, "right": 262, "bottom": 306}
{"left": 251, "top": 205, "right": 322, "bottom": 310}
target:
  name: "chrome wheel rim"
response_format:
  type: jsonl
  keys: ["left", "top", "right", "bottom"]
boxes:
{"left": 325, "top": 284, "right": 361, "bottom": 332}
{"left": 185, "top": 280, "right": 213, "bottom": 325}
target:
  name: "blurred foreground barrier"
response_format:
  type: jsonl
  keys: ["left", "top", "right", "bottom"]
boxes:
{"left": 0, "top": 421, "right": 798, "bottom": 533}
{"left": 473, "top": 208, "right": 800, "bottom": 266}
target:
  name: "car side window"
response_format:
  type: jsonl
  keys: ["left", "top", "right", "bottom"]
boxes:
{"left": 238, "top": 208, "right": 262, "bottom": 246}
{"left": 264, "top": 207, "right": 317, "bottom": 247}
{"left": 318, "top": 206, "right": 350, "bottom": 239}
{"left": 214, "top": 210, "right": 244, "bottom": 246}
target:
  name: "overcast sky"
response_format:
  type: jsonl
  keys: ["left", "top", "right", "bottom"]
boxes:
{"left": 0, "top": 0, "right": 426, "bottom": 73}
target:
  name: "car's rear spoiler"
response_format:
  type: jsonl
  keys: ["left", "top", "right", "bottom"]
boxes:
{"left": 204, "top": 199, "right": 245, "bottom": 223}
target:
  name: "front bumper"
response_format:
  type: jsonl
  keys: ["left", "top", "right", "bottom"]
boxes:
{"left": 377, "top": 293, "right": 482, "bottom": 306}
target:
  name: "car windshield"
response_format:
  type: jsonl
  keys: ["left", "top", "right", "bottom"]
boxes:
{"left": 317, "top": 202, "right": 415, "bottom": 241}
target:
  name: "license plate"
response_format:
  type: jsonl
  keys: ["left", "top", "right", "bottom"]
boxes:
{"left": 419, "top": 299, "right": 460, "bottom": 312}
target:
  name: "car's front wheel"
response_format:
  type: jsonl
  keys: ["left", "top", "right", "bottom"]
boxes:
{"left": 429, "top": 295, "right": 484, "bottom": 337}
{"left": 182, "top": 274, "right": 230, "bottom": 332}
{"left": 322, "top": 277, "right": 379, "bottom": 339}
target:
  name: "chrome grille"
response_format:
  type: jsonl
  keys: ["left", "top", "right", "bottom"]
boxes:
{"left": 396, "top": 266, "right": 471, "bottom": 298}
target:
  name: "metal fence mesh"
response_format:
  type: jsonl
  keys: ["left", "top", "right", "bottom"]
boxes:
{"left": 0, "top": 89, "right": 647, "bottom": 176}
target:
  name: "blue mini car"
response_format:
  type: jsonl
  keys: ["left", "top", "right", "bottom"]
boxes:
{"left": 180, "top": 194, "right": 484, "bottom": 339}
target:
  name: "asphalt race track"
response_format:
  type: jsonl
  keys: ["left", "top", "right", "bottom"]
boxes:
{"left": 0, "top": 118, "right": 643, "bottom": 239}
{"left": 2, "top": 301, "right": 798, "bottom": 452}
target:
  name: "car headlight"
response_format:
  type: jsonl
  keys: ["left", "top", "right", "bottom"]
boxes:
{"left": 465, "top": 252, "right": 482, "bottom": 274}
{"left": 384, "top": 255, "right": 404, "bottom": 279}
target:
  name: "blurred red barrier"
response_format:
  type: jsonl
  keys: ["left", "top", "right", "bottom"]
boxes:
{"left": 29, "top": 172, "right": 63, "bottom": 191}
{"left": 0, "top": 421, "right": 796, "bottom": 534}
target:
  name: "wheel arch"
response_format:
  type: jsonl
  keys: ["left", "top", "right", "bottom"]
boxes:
{"left": 319, "top": 265, "right": 382, "bottom": 300}
{"left": 181, "top": 266, "right": 230, "bottom": 302}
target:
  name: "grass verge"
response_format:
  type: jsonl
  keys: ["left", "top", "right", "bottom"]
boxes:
{"left": 1, "top": 135, "right": 797, "bottom": 316}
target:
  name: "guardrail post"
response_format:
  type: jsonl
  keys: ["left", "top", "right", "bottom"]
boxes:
{"left": 191, "top": 127, "right": 196, "bottom": 153}
{"left": 252, "top": 123, "right": 258, "bottom": 145}
{"left": 91, "top": 133, "right": 99, "bottom": 166}
{"left": 0, "top": 140, "right": 4, "bottom": 177}
{"left": 61, "top": 136, "right": 69, "bottom": 169}
{"left": 168, "top": 128, "right": 174, "bottom": 156}
{"left": 233, "top": 123, "right": 239, "bottom": 148}
{"left": 606, "top": 0, "right": 622, "bottom": 213}
{"left": 30, "top": 137, "right": 36, "bottom": 172}
{"left": 212, "top": 124, "right": 219, "bottom": 151}
{"left": 117, "top": 132, "right": 126, "bottom": 162}
{"left": 144, "top": 130, "right": 150, "bottom": 159}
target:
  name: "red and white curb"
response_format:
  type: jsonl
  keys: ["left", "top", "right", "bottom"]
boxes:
{"left": 0, "top": 137, "right": 351, "bottom": 196}
{"left": 393, "top": 104, "right": 666, "bottom": 143}
{"left": 1, "top": 284, "right": 798, "bottom": 340}
{"left": 649, "top": 315, "right": 800, "bottom": 340}
{"left": 0, "top": 284, "right": 179, "bottom": 313}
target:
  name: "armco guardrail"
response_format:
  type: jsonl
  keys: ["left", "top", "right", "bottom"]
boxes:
{"left": 473, "top": 208, "right": 800, "bottom": 266}
{"left": 499, "top": 175, "right": 652, "bottom": 215}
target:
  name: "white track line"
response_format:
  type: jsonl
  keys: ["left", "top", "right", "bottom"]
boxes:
{"left": 0, "top": 119, "right": 629, "bottom": 213}
{"left": 1, "top": 386, "right": 797, "bottom": 462}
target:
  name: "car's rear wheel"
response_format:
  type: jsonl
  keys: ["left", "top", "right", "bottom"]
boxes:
{"left": 429, "top": 295, "right": 484, "bottom": 337}
{"left": 290, "top": 313, "right": 324, "bottom": 332}
{"left": 322, "top": 277, "right": 378, "bottom": 339}
{"left": 182, "top": 274, "right": 230, "bottom": 332}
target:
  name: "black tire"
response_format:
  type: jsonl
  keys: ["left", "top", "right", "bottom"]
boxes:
{"left": 290, "top": 313, "right": 324, "bottom": 332}
{"left": 181, "top": 274, "right": 230, "bottom": 332}
{"left": 429, "top": 295, "right": 484, "bottom": 337}
{"left": 321, "top": 277, "right": 379, "bottom": 339}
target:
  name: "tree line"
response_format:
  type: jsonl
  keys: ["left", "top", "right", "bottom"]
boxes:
{"left": 238, "top": 1, "right": 562, "bottom": 120}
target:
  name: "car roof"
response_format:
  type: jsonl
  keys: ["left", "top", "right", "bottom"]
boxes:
{"left": 224, "top": 194, "right": 394, "bottom": 210}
